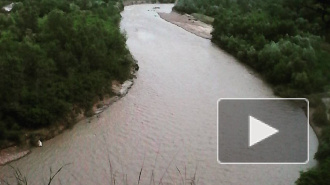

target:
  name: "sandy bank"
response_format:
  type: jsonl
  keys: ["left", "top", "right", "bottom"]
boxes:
{"left": 158, "top": 11, "right": 213, "bottom": 39}
{"left": 0, "top": 146, "right": 30, "bottom": 166}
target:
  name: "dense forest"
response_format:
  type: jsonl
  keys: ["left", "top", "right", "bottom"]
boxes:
{"left": 174, "top": 0, "right": 330, "bottom": 184}
{"left": 0, "top": 0, "right": 134, "bottom": 146}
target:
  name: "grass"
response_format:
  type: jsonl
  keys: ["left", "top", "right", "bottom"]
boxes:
{"left": 2, "top": 158, "right": 198, "bottom": 185}
{"left": 1, "top": 164, "right": 70, "bottom": 185}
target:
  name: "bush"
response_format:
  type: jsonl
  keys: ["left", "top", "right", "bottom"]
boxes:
{"left": 296, "top": 157, "right": 330, "bottom": 185}
{"left": 313, "top": 104, "right": 330, "bottom": 127}
{"left": 191, "top": 13, "right": 214, "bottom": 24}
{"left": 297, "top": 127, "right": 330, "bottom": 185}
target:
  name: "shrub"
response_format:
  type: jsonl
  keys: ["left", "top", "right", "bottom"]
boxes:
{"left": 296, "top": 157, "right": 330, "bottom": 185}
{"left": 313, "top": 104, "right": 330, "bottom": 127}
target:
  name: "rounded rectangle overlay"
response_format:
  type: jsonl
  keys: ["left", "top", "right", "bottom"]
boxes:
{"left": 217, "top": 98, "right": 309, "bottom": 164}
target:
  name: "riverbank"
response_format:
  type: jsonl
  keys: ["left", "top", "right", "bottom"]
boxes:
{"left": 0, "top": 63, "right": 138, "bottom": 166}
{"left": 166, "top": 4, "right": 330, "bottom": 183}
{"left": 0, "top": 146, "right": 30, "bottom": 165}
{"left": 158, "top": 10, "right": 213, "bottom": 39}
{"left": 0, "top": 0, "right": 141, "bottom": 166}
{"left": 0, "top": 0, "right": 165, "bottom": 168}
{"left": 122, "top": 0, "right": 175, "bottom": 6}
{"left": 159, "top": 9, "right": 328, "bottom": 139}
{"left": 309, "top": 108, "right": 322, "bottom": 140}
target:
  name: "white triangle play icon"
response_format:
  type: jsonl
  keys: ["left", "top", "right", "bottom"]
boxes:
{"left": 249, "top": 116, "right": 279, "bottom": 147}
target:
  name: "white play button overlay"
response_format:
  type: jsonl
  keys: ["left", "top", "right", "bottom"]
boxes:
{"left": 218, "top": 99, "right": 309, "bottom": 163}
{"left": 249, "top": 116, "right": 279, "bottom": 147}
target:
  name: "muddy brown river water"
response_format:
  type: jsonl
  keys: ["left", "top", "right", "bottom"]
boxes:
{"left": 0, "top": 4, "right": 318, "bottom": 185}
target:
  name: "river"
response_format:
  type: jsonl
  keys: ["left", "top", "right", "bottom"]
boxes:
{"left": 0, "top": 4, "right": 318, "bottom": 185}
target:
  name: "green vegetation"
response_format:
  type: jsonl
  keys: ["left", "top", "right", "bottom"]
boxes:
{"left": 0, "top": 0, "right": 134, "bottom": 146}
{"left": 297, "top": 126, "right": 330, "bottom": 185}
{"left": 191, "top": 13, "right": 214, "bottom": 24}
{"left": 174, "top": 0, "right": 330, "bottom": 184}
{"left": 175, "top": 0, "right": 330, "bottom": 97}
{"left": 314, "top": 102, "right": 330, "bottom": 127}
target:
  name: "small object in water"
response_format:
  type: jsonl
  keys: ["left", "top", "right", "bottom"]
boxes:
{"left": 38, "top": 140, "right": 42, "bottom": 147}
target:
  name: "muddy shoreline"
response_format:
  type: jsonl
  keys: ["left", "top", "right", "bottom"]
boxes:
{"left": 0, "top": 65, "right": 138, "bottom": 166}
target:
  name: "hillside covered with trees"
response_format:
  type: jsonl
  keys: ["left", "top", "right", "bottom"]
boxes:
{"left": 0, "top": 0, "right": 134, "bottom": 146}
{"left": 174, "top": 0, "right": 330, "bottom": 184}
